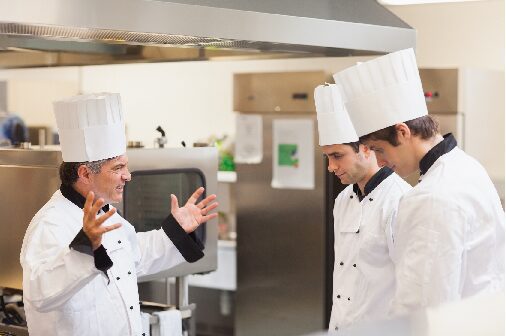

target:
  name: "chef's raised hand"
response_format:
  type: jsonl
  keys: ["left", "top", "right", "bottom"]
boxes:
{"left": 83, "top": 191, "right": 122, "bottom": 251}
{"left": 171, "top": 187, "right": 218, "bottom": 233}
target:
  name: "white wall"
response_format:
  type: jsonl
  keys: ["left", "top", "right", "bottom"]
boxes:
{"left": 0, "top": 0, "right": 503, "bottom": 179}
{"left": 387, "top": 0, "right": 505, "bottom": 71}
{"left": 79, "top": 57, "right": 370, "bottom": 148}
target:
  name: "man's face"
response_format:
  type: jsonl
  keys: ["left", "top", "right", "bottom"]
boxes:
{"left": 322, "top": 144, "right": 368, "bottom": 185}
{"left": 364, "top": 139, "right": 417, "bottom": 178}
{"left": 89, "top": 154, "right": 131, "bottom": 204}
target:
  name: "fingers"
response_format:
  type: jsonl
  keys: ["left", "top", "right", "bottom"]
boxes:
{"left": 83, "top": 191, "right": 95, "bottom": 221}
{"left": 101, "top": 223, "right": 122, "bottom": 234}
{"left": 196, "top": 194, "right": 217, "bottom": 209}
{"left": 171, "top": 194, "right": 179, "bottom": 211}
{"left": 201, "top": 212, "right": 218, "bottom": 222}
{"left": 201, "top": 202, "right": 218, "bottom": 215}
{"left": 187, "top": 187, "right": 205, "bottom": 205}
{"left": 95, "top": 208, "right": 117, "bottom": 226}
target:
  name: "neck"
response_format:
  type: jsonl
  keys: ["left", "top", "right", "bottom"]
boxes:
{"left": 356, "top": 165, "right": 380, "bottom": 195}
{"left": 413, "top": 133, "right": 445, "bottom": 164}
{"left": 72, "top": 182, "right": 92, "bottom": 201}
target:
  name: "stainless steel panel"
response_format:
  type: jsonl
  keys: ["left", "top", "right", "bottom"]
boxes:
{"left": 419, "top": 68, "right": 459, "bottom": 113}
{"left": 0, "top": 149, "right": 61, "bottom": 290}
{"left": 235, "top": 114, "right": 325, "bottom": 336}
{"left": 233, "top": 72, "right": 328, "bottom": 113}
{"left": 0, "top": 0, "right": 415, "bottom": 57}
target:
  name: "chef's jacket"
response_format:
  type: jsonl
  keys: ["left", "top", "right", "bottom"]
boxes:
{"left": 390, "top": 134, "right": 505, "bottom": 316}
{"left": 329, "top": 168, "right": 411, "bottom": 330}
{"left": 20, "top": 185, "right": 204, "bottom": 336}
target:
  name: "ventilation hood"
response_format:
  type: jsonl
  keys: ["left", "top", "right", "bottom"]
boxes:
{"left": 0, "top": 0, "right": 415, "bottom": 68}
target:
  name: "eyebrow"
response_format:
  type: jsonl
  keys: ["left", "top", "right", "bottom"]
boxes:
{"left": 326, "top": 152, "right": 344, "bottom": 156}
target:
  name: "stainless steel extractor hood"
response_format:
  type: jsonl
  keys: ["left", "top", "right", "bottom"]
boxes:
{"left": 0, "top": 0, "right": 415, "bottom": 68}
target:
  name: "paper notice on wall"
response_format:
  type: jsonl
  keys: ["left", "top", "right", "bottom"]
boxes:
{"left": 235, "top": 114, "right": 263, "bottom": 164}
{"left": 271, "top": 119, "right": 314, "bottom": 190}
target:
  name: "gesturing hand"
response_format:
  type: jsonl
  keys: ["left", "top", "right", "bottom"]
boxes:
{"left": 171, "top": 187, "right": 218, "bottom": 233}
{"left": 83, "top": 191, "right": 122, "bottom": 251}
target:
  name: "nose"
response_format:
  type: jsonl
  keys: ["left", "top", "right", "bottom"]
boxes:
{"left": 122, "top": 168, "right": 132, "bottom": 181}
{"left": 327, "top": 160, "right": 338, "bottom": 173}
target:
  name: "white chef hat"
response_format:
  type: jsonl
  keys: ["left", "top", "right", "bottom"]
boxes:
{"left": 53, "top": 93, "right": 126, "bottom": 162}
{"left": 314, "top": 84, "right": 358, "bottom": 146}
{"left": 333, "top": 48, "right": 427, "bottom": 137}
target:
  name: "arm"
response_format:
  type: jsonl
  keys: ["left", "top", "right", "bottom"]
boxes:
{"left": 135, "top": 187, "right": 218, "bottom": 277}
{"left": 390, "top": 193, "right": 466, "bottom": 316}
{"left": 22, "top": 193, "right": 121, "bottom": 312}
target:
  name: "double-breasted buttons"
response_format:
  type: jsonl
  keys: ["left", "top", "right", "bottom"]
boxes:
{"left": 369, "top": 198, "right": 373, "bottom": 201}
{"left": 350, "top": 195, "right": 353, "bottom": 199}
{"left": 337, "top": 295, "right": 341, "bottom": 299}
{"left": 339, "top": 261, "right": 344, "bottom": 266}
{"left": 118, "top": 240, "right": 122, "bottom": 244}
{"left": 116, "top": 277, "right": 120, "bottom": 280}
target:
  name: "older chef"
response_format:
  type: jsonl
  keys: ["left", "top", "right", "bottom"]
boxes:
{"left": 314, "top": 84, "right": 411, "bottom": 330}
{"left": 333, "top": 48, "right": 505, "bottom": 316}
{"left": 20, "top": 93, "right": 218, "bottom": 336}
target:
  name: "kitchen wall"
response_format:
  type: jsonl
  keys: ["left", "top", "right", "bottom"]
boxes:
{"left": 0, "top": 0, "right": 503, "bottom": 180}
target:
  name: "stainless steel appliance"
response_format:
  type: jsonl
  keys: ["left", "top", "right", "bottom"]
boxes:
{"left": 0, "top": 0, "right": 415, "bottom": 68}
{"left": 195, "top": 71, "right": 332, "bottom": 336}
{"left": 0, "top": 146, "right": 218, "bottom": 288}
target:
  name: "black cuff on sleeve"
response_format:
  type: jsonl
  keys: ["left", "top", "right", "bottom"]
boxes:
{"left": 69, "top": 229, "right": 94, "bottom": 256}
{"left": 69, "top": 229, "right": 113, "bottom": 279}
{"left": 93, "top": 245, "right": 113, "bottom": 280}
{"left": 161, "top": 214, "right": 204, "bottom": 263}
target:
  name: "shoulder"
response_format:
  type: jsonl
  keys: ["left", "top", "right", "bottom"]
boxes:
{"left": 334, "top": 184, "right": 354, "bottom": 202}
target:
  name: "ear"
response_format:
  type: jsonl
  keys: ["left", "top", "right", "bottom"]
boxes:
{"left": 394, "top": 123, "right": 411, "bottom": 143}
{"left": 359, "top": 143, "right": 371, "bottom": 158}
{"left": 77, "top": 164, "right": 92, "bottom": 184}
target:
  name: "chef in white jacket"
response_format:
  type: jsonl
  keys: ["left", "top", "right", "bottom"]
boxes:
{"left": 314, "top": 84, "right": 411, "bottom": 330}
{"left": 333, "top": 48, "right": 505, "bottom": 317}
{"left": 20, "top": 93, "right": 218, "bottom": 336}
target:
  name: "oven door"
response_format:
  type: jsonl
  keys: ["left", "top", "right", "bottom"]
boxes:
{"left": 119, "top": 147, "right": 218, "bottom": 280}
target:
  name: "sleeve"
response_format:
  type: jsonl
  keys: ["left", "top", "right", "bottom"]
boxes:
{"left": 69, "top": 229, "right": 113, "bottom": 278}
{"left": 21, "top": 219, "right": 102, "bottom": 313}
{"left": 389, "top": 193, "right": 467, "bottom": 317}
{"left": 133, "top": 214, "right": 204, "bottom": 277}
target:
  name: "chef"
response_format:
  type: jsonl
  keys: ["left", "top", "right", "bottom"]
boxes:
{"left": 20, "top": 93, "right": 218, "bottom": 335}
{"left": 314, "top": 84, "right": 411, "bottom": 330}
{"left": 333, "top": 48, "right": 505, "bottom": 316}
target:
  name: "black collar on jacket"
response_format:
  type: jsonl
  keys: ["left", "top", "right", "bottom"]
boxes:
{"left": 353, "top": 166, "right": 394, "bottom": 201}
{"left": 419, "top": 133, "right": 457, "bottom": 175}
{"left": 60, "top": 184, "right": 110, "bottom": 213}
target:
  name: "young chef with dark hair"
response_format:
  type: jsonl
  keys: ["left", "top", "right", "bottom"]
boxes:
{"left": 20, "top": 93, "right": 218, "bottom": 336}
{"left": 333, "top": 48, "right": 505, "bottom": 316}
{"left": 314, "top": 84, "right": 411, "bottom": 330}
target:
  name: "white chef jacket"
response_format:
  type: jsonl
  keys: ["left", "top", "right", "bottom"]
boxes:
{"left": 390, "top": 137, "right": 505, "bottom": 316}
{"left": 20, "top": 189, "right": 200, "bottom": 336}
{"left": 329, "top": 169, "right": 411, "bottom": 330}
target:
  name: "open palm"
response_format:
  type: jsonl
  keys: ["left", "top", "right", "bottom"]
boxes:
{"left": 171, "top": 187, "right": 218, "bottom": 233}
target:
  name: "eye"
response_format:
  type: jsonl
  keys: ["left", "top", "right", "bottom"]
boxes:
{"left": 331, "top": 154, "right": 342, "bottom": 159}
